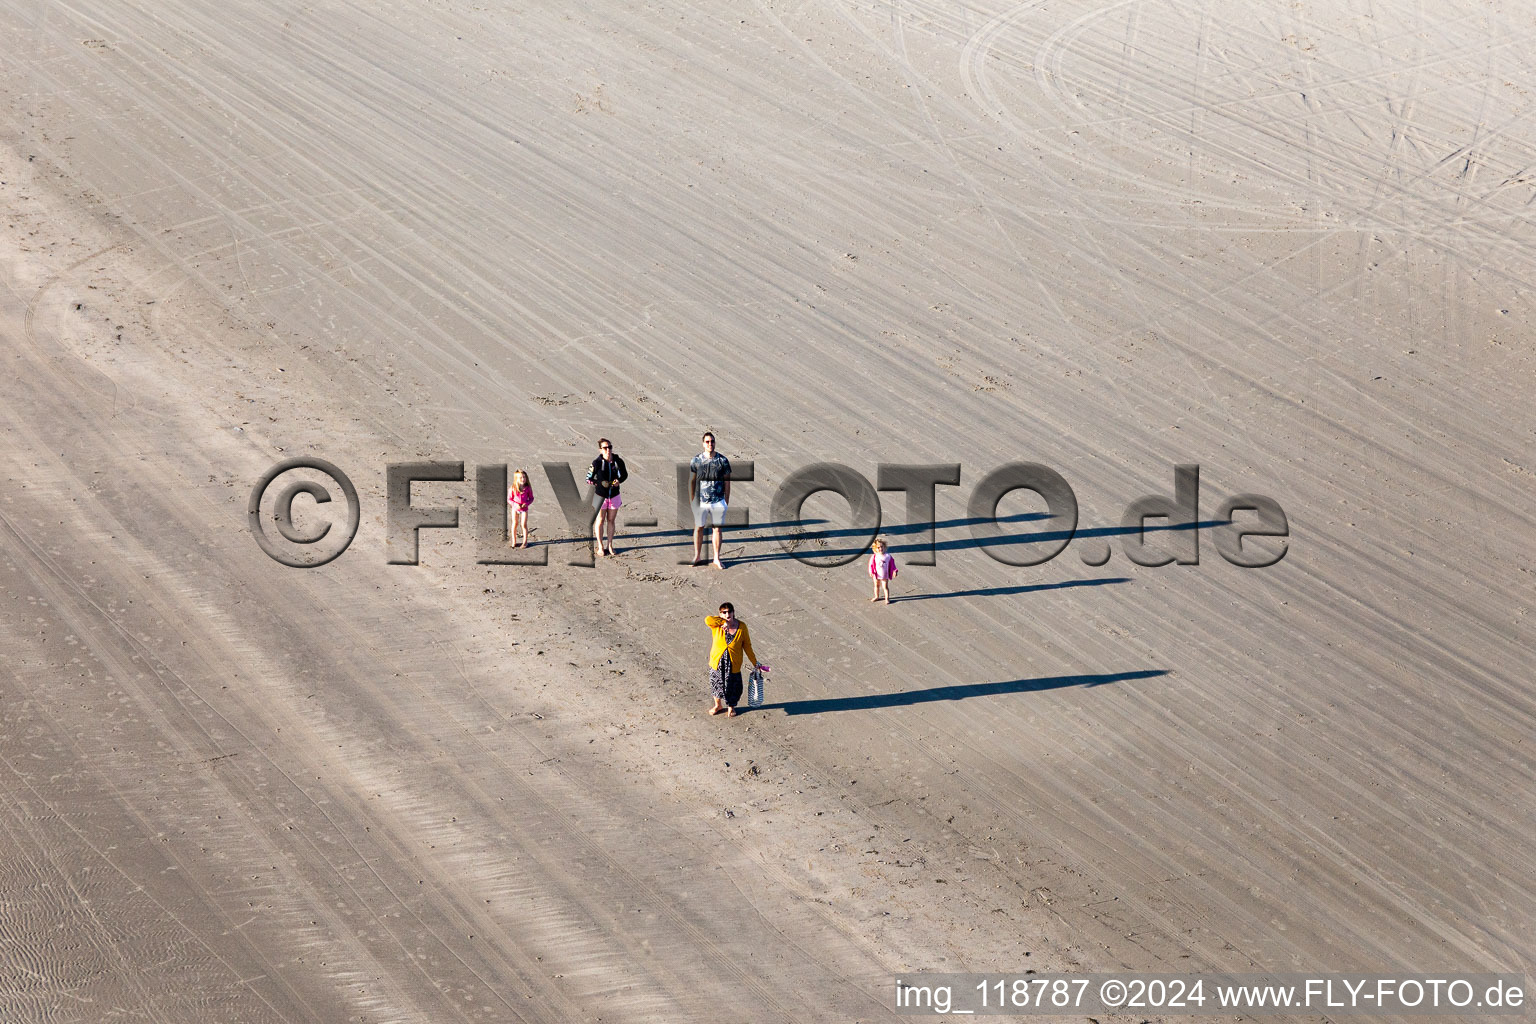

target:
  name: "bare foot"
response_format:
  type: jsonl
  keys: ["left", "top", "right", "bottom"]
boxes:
{"left": 883, "top": 597, "right": 891, "bottom": 604}
{"left": 726, "top": 707, "right": 738, "bottom": 717}
{"left": 605, "top": 548, "right": 616, "bottom": 556}
{"left": 711, "top": 559, "right": 725, "bottom": 570}
{"left": 709, "top": 706, "right": 726, "bottom": 716}
{"left": 869, "top": 597, "right": 878, "bottom": 602}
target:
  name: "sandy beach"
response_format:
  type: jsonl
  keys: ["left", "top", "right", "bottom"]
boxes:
{"left": 0, "top": 0, "right": 1531, "bottom": 1020}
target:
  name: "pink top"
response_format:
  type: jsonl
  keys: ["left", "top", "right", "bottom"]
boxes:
{"left": 509, "top": 486, "right": 533, "bottom": 510}
{"left": 869, "top": 552, "right": 897, "bottom": 580}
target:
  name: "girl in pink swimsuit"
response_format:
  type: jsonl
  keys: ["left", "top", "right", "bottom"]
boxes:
{"left": 507, "top": 468, "right": 533, "bottom": 548}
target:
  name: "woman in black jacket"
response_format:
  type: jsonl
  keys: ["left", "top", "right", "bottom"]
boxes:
{"left": 588, "top": 438, "right": 629, "bottom": 557}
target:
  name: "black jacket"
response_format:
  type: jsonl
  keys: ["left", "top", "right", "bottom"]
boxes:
{"left": 589, "top": 455, "right": 628, "bottom": 499}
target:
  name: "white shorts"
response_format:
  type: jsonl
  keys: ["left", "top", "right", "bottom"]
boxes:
{"left": 694, "top": 501, "right": 727, "bottom": 527}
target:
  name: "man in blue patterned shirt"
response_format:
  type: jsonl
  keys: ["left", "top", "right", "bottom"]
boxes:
{"left": 689, "top": 431, "right": 731, "bottom": 568}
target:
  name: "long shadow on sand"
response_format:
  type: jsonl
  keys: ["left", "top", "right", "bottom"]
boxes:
{"left": 893, "top": 576, "right": 1129, "bottom": 603}
{"left": 760, "top": 668, "right": 1166, "bottom": 716}
{"left": 525, "top": 513, "right": 1219, "bottom": 566}
{"left": 729, "top": 517, "right": 1222, "bottom": 564}
{"left": 518, "top": 516, "right": 829, "bottom": 550}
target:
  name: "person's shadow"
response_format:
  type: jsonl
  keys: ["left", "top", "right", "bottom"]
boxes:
{"left": 892, "top": 577, "right": 1129, "bottom": 603}
{"left": 758, "top": 668, "right": 1166, "bottom": 716}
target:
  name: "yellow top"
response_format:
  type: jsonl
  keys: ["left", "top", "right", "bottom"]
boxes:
{"left": 705, "top": 615, "right": 758, "bottom": 672}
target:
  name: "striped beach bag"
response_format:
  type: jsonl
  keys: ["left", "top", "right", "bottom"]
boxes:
{"left": 747, "top": 667, "right": 768, "bottom": 708}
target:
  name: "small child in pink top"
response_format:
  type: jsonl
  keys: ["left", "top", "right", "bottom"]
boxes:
{"left": 868, "top": 537, "right": 897, "bottom": 604}
{"left": 507, "top": 468, "right": 534, "bottom": 548}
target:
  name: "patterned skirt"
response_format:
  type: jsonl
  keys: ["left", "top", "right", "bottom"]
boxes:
{"left": 709, "top": 649, "right": 743, "bottom": 704}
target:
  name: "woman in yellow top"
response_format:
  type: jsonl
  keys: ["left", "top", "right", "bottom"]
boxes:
{"left": 705, "top": 602, "right": 762, "bottom": 717}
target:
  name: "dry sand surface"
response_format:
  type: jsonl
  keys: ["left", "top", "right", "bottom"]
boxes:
{"left": 1, "top": 0, "right": 1532, "bottom": 1021}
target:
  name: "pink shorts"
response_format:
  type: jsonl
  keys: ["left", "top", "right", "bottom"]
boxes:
{"left": 598, "top": 494, "right": 622, "bottom": 511}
